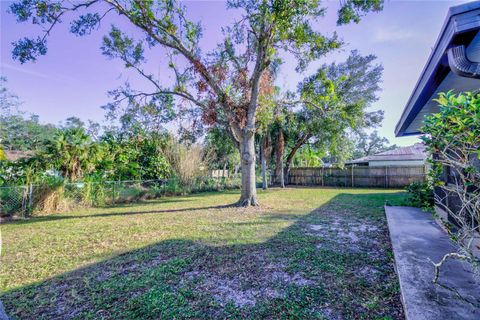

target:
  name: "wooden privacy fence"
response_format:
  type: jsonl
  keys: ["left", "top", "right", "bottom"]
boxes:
{"left": 288, "top": 165, "right": 427, "bottom": 188}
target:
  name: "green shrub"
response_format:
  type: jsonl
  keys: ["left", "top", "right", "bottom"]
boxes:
{"left": 165, "top": 177, "right": 182, "bottom": 195}
{"left": 80, "top": 179, "right": 109, "bottom": 206}
{"left": 118, "top": 185, "right": 146, "bottom": 202}
{"left": 405, "top": 180, "right": 434, "bottom": 210}
{"left": 421, "top": 90, "right": 480, "bottom": 280}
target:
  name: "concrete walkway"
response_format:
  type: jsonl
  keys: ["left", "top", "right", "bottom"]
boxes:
{"left": 385, "top": 206, "right": 480, "bottom": 320}
{"left": 0, "top": 301, "right": 8, "bottom": 320}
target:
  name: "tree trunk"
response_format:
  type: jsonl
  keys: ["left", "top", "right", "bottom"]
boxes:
{"left": 285, "top": 133, "right": 311, "bottom": 184}
{"left": 275, "top": 130, "right": 285, "bottom": 188}
{"left": 285, "top": 151, "right": 295, "bottom": 185}
{"left": 238, "top": 130, "right": 258, "bottom": 206}
{"left": 261, "top": 136, "right": 268, "bottom": 190}
{"left": 262, "top": 157, "right": 267, "bottom": 190}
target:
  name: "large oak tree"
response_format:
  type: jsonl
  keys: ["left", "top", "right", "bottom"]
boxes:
{"left": 10, "top": 0, "right": 383, "bottom": 205}
{"left": 283, "top": 50, "right": 385, "bottom": 176}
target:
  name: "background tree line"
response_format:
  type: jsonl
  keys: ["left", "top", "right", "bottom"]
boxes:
{"left": 8, "top": 0, "right": 385, "bottom": 206}
{"left": 0, "top": 77, "right": 203, "bottom": 187}
{"left": 1, "top": 47, "right": 398, "bottom": 189}
{"left": 205, "top": 50, "right": 398, "bottom": 187}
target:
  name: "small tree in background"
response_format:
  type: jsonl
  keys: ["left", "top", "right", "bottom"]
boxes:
{"left": 46, "top": 127, "right": 102, "bottom": 181}
{"left": 10, "top": 0, "right": 383, "bottom": 206}
{"left": 292, "top": 144, "right": 325, "bottom": 167}
{"left": 422, "top": 91, "right": 480, "bottom": 281}
{"left": 205, "top": 127, "right": 240, "bottom": 174}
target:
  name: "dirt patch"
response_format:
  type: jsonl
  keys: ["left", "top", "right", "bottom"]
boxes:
{"left": 307, "top": 217, "right": 381, "bottom": 247}
{"left": 210, "top": 277, "right": 257, "bottom": 307}
{"left": 309, "top": 224, "right": 325, "bottom": 231}
{"left": 268, "top": 270, "right": 315, "bottom": 286}
{"left": 95, "top": 254, "right": 168, "bottom": 281}
{"left": 185, "top": 255, "right": 313, "bottom": 307}
{"left": 338, "top": 231, "right": 360, "bottom": 243}
{"left": 351, "top": 224, "right": 379, "bottom": 232}
{"left": 187, "top": 272, "right": 275, "bottom": 308}
{"left": 357, "top": 266, "right": 380, "bottom": 283}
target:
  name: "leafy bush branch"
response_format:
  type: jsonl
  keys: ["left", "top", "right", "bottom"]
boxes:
{"left": 422, "top": 91, "right": 480, "bottom": 280}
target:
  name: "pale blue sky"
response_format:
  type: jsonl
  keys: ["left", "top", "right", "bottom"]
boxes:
{"left": 1, "top": 0, "right": 465, "bottom": 145}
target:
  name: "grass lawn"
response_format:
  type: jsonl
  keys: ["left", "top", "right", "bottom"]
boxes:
{"left": 1, "top": 187, "right": 406, "bottom": 319}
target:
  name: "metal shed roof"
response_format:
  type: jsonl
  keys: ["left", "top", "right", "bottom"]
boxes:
{"left": 4, "top": 150, "right": 34, "bottom": 162}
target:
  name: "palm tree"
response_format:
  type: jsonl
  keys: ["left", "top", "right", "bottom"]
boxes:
{"left": 293, "top": 145, "right": 324, "bottom": 167}
{"left": 47, "top": 128, "right": 101, "bottom": 181}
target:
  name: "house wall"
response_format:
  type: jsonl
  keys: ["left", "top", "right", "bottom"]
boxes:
{"left": 434, "top": 152, "right": 480, "bottom": 225}
{"left": 368, "top": 160, "right": 425, "bottom": 167}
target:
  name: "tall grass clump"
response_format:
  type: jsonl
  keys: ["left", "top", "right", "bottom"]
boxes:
{"left": 165, "top": 138, "right": 209, "bottom": 191}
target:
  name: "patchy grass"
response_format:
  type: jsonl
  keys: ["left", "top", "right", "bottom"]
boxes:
{"left": 1, "top": 187, "right": 406, "bottom": 319}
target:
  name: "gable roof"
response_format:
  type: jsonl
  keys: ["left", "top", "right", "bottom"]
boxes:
{"left": 346, "top": 143, "right": 427, "bottom": 164}
{"left": 395, "top": 1, "right": 480, "bottom": 137}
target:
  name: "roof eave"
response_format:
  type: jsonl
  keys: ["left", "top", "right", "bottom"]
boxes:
{"left": 395, "top": 1, "right": 480, "bottom": 137}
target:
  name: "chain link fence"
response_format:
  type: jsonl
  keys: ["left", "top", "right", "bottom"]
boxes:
{"left": 0, "top": 176, "right": 241, "bottom": 218}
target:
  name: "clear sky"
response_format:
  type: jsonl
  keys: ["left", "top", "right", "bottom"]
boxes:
{"left": 0, "top": 0, "right": 465, "bottom": 146}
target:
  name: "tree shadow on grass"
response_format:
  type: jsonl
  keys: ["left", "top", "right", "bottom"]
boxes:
{"left": 1, "top": 192, "right": 407, "bottom": 320}
{"left": 2, "top": 190, "right": 243, "bottom": 226}
{"left": 109, "top": 189, "right": 241, "bottom": 209}
{"left": 4, "top": 204, "right": 236, "bottom": 226}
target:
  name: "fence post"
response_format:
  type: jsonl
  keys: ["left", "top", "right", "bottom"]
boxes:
{"left": 321, "top": 167, "right": 324, "bottom": 186}
{"left": 21, "top": 186, "right": 28, "bottom": 218}
{"left": 385, "top": 166, "right": 389, "bottom": 188}
{"left": 351, "top": 166, "right": 354, "bottom": 187}
{"left": 112, "top": 182, "right": 116, "bottom": 205}
{"left": 28, "top": 184, "right": 33, "bottom": 211}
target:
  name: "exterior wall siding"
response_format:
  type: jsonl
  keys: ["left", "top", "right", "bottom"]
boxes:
{"left": 434, "top": 152, "right": 480, "bottom": 225}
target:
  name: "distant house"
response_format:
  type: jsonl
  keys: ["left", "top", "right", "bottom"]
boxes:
{"left": 3, "top": 150, "right": 34, "bottom": 162}
{"left": 345, "top": 143, "right": 427, "bottom": 167}
{"left": 395, "top": 2, "right": 480, "bottom": 222}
